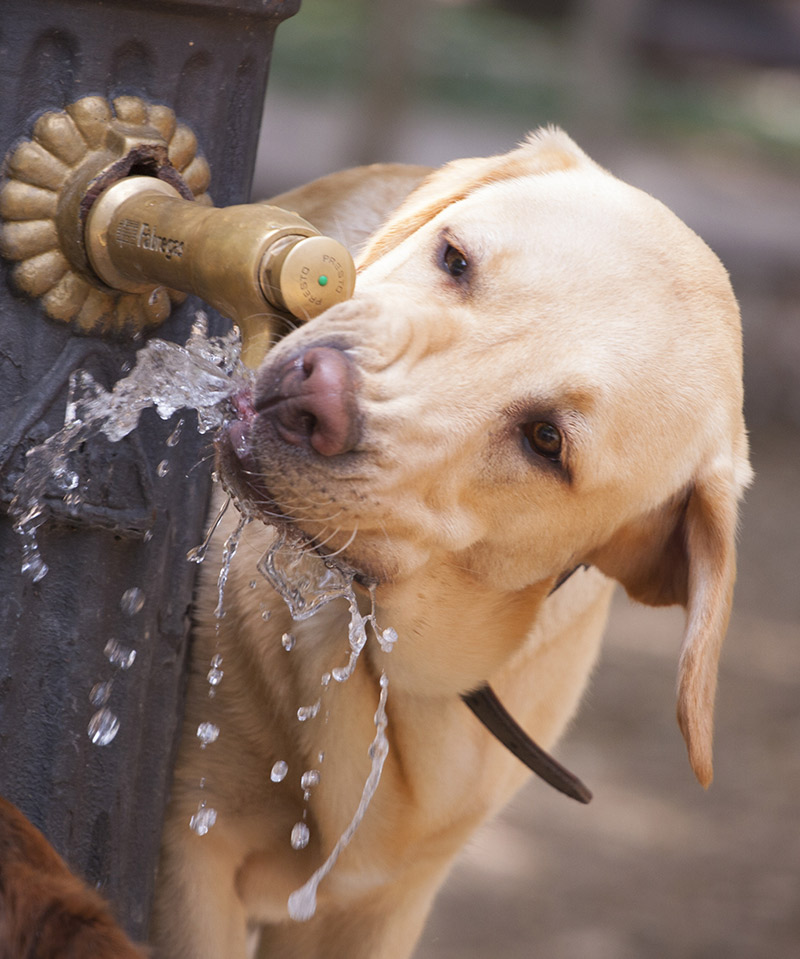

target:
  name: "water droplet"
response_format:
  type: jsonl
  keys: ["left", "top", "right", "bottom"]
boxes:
{"left": 89, "top": 680, "right": 113, "bottom": 706}
{"left": 300, "top": 770, "right": 320, "bottom": 790}
{"left": 249, "top": 580, "right": 257, "bottom": 589}
{"left": 261, "top": 609, "right": 271, "bottom": 622}
{"left": 332, "top": 665, "right": 351, "bottom": 683}
{"left": 291, "top": 822, "right": 310, "bottom": 850}
{"left": 197, "top": 722, "right": 220, "bottom": 747}
{"left": 157, "top": 459, "right": 169, "bottom": 477}
{"left": 104, "top": 638, "right": 137, "bottom": 670}
{"left": 189, "top": 802, "right": 217, "bottom": 836}
{"left": 53, "top": 467, "right": 79, "bottom": 491}
{"left": 88, "top": 707, "right": 120, "bottom": 746}
{"left": 207, "top": 653, "right": 224, "bottom": 686}
{"left": 271, "top": 760, "right": 288, "bottom": 783}
{"left": 321, "top": 672, "right": 331, "bottom": 687}
{"left": 318, "top": 751, "right": 325, "bottom": 764}
{"left": 120, "top": 587, "right": 145, "bottom": 616}
{"left": 166, "top": 417, "right": 184, "bottom": 447}
{"left": 281, "top": 632, "right": 296, "bottom": 652}
{"left": 20, "top": 547, "right": 48, "bottom": 583}
{"left": 297, "top": 700, "right": 321, "bottom": 723}
{"left": 379, "top": 627, "right": 398, "bottom": 652}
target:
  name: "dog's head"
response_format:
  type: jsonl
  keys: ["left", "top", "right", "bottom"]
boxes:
{"left": 221, "top": 129, "right": 751, "bottom": 787}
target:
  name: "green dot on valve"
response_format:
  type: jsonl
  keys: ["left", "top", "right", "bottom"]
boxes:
{"left": 317, "top": 274, "right": 328, "bottom": 287}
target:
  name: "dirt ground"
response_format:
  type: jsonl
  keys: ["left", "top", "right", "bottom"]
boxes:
{"left": 254, "top": 91, "right": 800, "bottom": 959}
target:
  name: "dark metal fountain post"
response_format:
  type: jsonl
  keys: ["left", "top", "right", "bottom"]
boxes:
{"left": 0, "top": 0, "right": 299, "bottom": 939}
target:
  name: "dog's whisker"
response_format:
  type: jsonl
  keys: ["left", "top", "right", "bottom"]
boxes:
{"left": 323, "top": 526, "right": 359, "bottom": 559}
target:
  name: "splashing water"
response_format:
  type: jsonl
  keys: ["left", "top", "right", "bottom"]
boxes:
{"left": 10, "top": 305, "right": 400, "bottom": 906}
{"left": 253, "top": 526, "right": 400, "bottom": 918}
{"left": 288, "top": 672, "right": 390, "bottom": 921}
{"left": 257, "top": 529, "right": 355, "bottom": 622}
{"left": 257, "top": 528, "right": 381, "bottom": 689}
{"left": 9, "top": 313, "right": 250, "bottom": 580}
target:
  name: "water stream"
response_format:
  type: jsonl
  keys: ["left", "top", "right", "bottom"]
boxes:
{"left": 9, "top": 312, "right": 248, "bottom": 581}
{"left": 9, "top": 314, "right": 396, "bottom": 922}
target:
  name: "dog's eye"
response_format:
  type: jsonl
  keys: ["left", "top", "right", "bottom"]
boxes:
{"left": 442, "top": 243, "right": 468, "bottom": 278}
{"left": 521, "top": 421, "right": 563, "bottom": 461}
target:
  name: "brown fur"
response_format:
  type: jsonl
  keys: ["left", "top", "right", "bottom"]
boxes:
{"left": 0, "top": 796, "right": 146, "bottom": 959}
{"left": 152, "top": 129, "right": 751, "bottom": 958}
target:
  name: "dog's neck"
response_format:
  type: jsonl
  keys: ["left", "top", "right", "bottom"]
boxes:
{"left": 364, "top": 559, "right": 554, "bottom": 698}
{"left": 363, "top": 559, "right": 594, "bottom": 803}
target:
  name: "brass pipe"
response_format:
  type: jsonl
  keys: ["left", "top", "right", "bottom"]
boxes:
{"left": 85, "top": 176, "right": 355, "bottom": 366}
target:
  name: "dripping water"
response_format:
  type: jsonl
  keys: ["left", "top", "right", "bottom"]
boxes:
{"left": 9, "top": 307, "right": 401, "bottom": 906}
{"left": 288, "top": 672, "right": 390, "bottom": 921}
{"left": 189, "top": 513, "right": 249, "bottom": 836}
{"left": 255, "top": 528, "right": 399, "bottom": 919}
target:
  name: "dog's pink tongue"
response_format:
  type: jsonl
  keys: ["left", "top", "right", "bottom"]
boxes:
{"left": 226, "top": 419, "right": 252, "bottom": 461}
{"left": 231, "top": 389, "right": 256, "bottom": 425}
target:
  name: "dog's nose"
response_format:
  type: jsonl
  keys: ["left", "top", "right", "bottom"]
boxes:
{"left": 260, "top": 346, "right": 360, "bottom": 457}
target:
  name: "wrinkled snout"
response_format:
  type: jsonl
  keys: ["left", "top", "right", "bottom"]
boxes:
{"left": 254, "top": 346, "right": 360, "bottom": 457}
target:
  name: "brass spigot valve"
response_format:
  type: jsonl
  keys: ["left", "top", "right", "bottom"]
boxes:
{"left": 0, "top": 96, "right": 355, "bottom": 367}
{"left": 85, "top": 177, "right": 354, "bottom": 366}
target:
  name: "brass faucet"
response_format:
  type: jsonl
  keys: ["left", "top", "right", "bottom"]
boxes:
{"left": 0, "top": 96, "right": 355, "bottom": 367}
{"left": 85, "top": 176, "right": 354, "bottom": 366}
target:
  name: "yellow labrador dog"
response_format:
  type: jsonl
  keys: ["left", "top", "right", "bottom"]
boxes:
{"left": 152, "top": 130, "right": 751, "bottom": 958}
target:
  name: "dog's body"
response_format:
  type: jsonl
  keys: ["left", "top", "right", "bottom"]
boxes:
{"left": 152, "top": 131, "right": 751, "bottom": 958}
{"left": 0, "top": 796, "right": 146, "bottom": 958}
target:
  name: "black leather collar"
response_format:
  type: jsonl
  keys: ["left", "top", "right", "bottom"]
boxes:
{"left": 460, "top": 565, "right": 593, "bottom": 804}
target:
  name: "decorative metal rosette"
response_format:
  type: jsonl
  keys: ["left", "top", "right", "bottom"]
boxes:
{"left": 0, "top": 96, "right": 211, "bottom": 337}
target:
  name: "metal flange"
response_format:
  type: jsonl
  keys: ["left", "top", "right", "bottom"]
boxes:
{"left": 0, "top": 95, "right": 211, "bottom": 337}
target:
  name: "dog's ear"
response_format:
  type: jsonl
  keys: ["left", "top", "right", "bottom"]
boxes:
{"left": 588, "top": 456, "right": 751, "bottom": 788}
{"left": 358, "top": 127, "right": 589, "bottom": 270}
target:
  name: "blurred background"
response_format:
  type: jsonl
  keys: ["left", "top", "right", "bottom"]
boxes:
{"left": 253, "top": 2, "right": 800, "bottom": 956}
